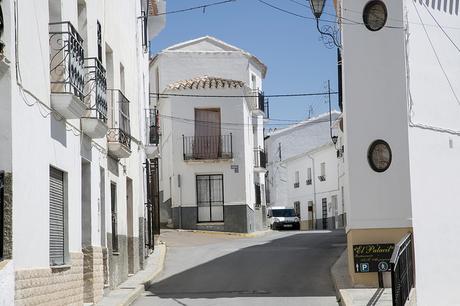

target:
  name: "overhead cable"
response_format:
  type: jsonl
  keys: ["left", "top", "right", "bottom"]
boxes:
{"left": 156, "top": 0, "right": 236, "bottom": 16}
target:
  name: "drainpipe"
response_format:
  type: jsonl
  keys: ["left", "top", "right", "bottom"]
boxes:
{"left": 307, "top": 153, "right": 317, "bottom": 230}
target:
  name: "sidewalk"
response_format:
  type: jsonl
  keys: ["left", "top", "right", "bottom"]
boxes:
{"left": 97, "top": 243, "right": 167, "bottom": 306}
{"left": 331, "top": 249, "right": 392, "bottom": 306}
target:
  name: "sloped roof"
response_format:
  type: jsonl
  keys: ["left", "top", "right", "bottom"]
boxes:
{"left": 151, "top": 36, "right": 267, "bottom": 77}
{"left": 267, "top": 111, "right": 341, "bottom": 138}
{"left": 166, "top": 76, "right": 246, "bottom": 91}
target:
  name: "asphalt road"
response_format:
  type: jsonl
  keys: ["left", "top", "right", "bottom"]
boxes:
{"left": 133, "top": 229, "right": 346, "bottom": 306}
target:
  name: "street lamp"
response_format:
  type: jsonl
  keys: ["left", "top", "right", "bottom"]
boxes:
{"left": 309, "top": 0, "right": 341, "bottom": 49}
{"left": 310, "top": 0, "right": 326, "bottom": 18}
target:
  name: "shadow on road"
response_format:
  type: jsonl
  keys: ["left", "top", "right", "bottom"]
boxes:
{"left": 145, "top": 230, "right": 346, "bottom": 300}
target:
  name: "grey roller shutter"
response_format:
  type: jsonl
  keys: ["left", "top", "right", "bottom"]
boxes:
{"left": 50, "top": 167, "right": 65, "bottom": 266}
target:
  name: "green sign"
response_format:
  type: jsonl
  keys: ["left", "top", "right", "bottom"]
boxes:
{"left": 353, "top": 244, "right": 395, "bottom": 273}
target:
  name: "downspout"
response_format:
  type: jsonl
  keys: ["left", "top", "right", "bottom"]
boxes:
{"left": 307, "top": 153, "right": 317, "bottom": 230}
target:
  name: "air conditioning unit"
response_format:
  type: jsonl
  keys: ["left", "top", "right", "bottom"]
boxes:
{"left": 318, "top": 175, "right": 326, "bottom": 182}
{"left": 294, "top": 182, "right": 300, "bottom": 188}
{"left": 306, "top": 179, "right": 312, "bottom": 185}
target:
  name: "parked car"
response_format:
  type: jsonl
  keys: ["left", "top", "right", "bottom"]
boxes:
{"left": 267, "top": 206, "right": 300, "bottom": 230}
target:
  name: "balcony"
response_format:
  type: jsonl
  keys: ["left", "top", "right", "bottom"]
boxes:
{"left": 49, "top": 22, "right": 86, "bottom": 119}
{"left": 183, "top": 134, "right": 233, "bottom": 161}
{"left": 107, "top": 90, "right": 131, "bottom": 158}
{"left": 251, "top": 90, "right": 269, "bottom": 118}
{"left": 145, "top": 108, "right": 160, "bottom": 158}
{"left": 254, "top": 148, "right": 267, "bottom": 172}
{"left": 81, "top": 57, "right": 108, "bottom": 138}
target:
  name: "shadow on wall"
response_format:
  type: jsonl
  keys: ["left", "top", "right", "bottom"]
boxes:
{"left": 145, "top": 230, "right": 346, "bottom": 299}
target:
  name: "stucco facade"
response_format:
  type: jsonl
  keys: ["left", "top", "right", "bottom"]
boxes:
{"left": 265, "top": 112, "right": 345, "bottom": 230}
{"left": 339, "top": 0, "right": 460, "bottom": 302}
{"left": 150, "top": 37, "right": 268, "bottom": 233}
{"left": 0, "top": 0, "right": 165, "bottom": 304}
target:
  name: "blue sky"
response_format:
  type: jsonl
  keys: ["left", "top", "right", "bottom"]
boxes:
{"left": 150, "top": 0, "right": 339, "bottom": 126}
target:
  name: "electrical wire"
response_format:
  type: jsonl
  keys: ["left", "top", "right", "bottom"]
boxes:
{"left": 421, "top": 1, "right": 460, "bottom": 53}
{"left": 342, "top": 5, "right": 460, "bottom": 30}
{"left": 156, "top": 0, "right": 236, "bottom": 16}
{"left": 413, "top": 1, "right": 460, "bottom": 105}
{"left": 150, "top": 91, "right": 339, "bottom": 98}
{"left": 156, "top": 113, "right": 336, "bottom": 133}
{"left": 257, "top": 0, "right": 403, "bottom": 29}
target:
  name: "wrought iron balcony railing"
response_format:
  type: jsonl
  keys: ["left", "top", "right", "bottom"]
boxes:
{"left": 183, "top": 134, "right": 233, "bottom": 161}
{"left": 84, "top": 57, "right": 107, "bottom": 122}
{"left": 254, "top": 148, "right": 267, "bottom": 169}
{"left": 147, "top": 108, "right": 160, "bottom": 145}
{"left": 107, "top": 89, "right": 131, "bottom": 150}
{"left": 49, "top": 21, "right": 85, "bottom": 101}
{"left": 251, "top": 90, "right": 270, "bottom": 118}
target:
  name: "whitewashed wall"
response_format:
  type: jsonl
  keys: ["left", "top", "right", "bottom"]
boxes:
{"left": 405, "top": 1, "right": 460, "bottom": 304}
{"left": 2, "top": 0, "right": 150, "bottom": 269}
{"left": 158, "top": 87, "right": 255, "bottom": 211}
{"left": 265, "top": 112, "right": 339, "bottom": 208}
{"left": 341, "top": 0, "right": 412, "bottom": 230}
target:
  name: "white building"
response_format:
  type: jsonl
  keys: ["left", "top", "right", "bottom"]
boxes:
{"left": 265, "top": 112, "right": 346, "bottom": 230}
{"left": 0, "top": 0, "right": 165, "bottom": 304}
{"left": 338, "top": 0, "right": 460, "bottom": 303}
{"left": 149, "top": 36, "right": 268, "bottom": 233}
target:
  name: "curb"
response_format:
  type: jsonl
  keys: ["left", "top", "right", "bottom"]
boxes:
{"left": 330, "top": 249, "right": 351, "bottom": 306}
{"left": 180, "top": 229, "right": 271, "bottom": 238}
{"left": 117, "top": 243, "right": 167, "bottom": 306}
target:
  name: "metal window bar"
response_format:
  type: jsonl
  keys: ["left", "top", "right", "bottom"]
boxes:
{"left": 83, "top": 57, "right": 107, "bottom": 122}
{"left": 107, "top": 89, "right": 131, "bottom": 150}
{"left": 196, "top": 175, "right": 224, "bottom": 223}
{"left": 49, "top": 21, "right": 85, "bottom": 101}
{"left": 183, "top": 134, "right": 233, "bottom": 160}
{"left": 390, "top": 233, "right": 415, "bottom": 306}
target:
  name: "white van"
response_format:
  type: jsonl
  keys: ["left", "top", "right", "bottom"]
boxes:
{"left": 267, "top": 206, "right": 300, "bottom": 230}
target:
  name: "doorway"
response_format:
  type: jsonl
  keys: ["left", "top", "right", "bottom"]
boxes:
{"left": 126, "top": 177, "right": 134, "bottom": 274}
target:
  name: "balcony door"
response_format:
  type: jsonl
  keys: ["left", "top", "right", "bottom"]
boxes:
{"left": 194, "top": 109, "right": 221, "bottom": 159}
{"left": 196, "top": 175, "right": 224, "bottom": 223}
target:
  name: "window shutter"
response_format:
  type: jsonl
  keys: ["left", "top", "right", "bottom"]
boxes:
{"left": 50, "top": 167, "right": 65, "bottom": 266}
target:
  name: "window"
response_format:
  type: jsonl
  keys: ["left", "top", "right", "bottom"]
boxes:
{"left": 322, "top": 198, "right": 328, "bottom": 229}
{"left": 319, "top": 162, "right": 326, "bottom": 181}
{"left": 194, "top": 109, "right": 221, "bottom": 159}
{"left": 306, "top": 167, "right": 312, "bottom": 185}
{"left": 294, "top": 201, "right": 300, "bottom": 217}
{"left": 255, "top": 183, "right": 261, "bottom": 207}
{"left": 294, "top": 171, "right": 299, "bottom": 188}
{"left": 111, "top": 182, "right": 118, "bottom": 252}
{"left": 251, "top": 74, "right": 257, "bottom": 90}
{"left": 196, "top": 175, "right": 224, "bottom": 222}
{"left": 50, "top": 167, "right": 66, "bottom": 266}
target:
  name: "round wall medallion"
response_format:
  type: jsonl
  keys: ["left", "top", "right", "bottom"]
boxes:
{"left": 363, "top": 1, "right": 388, "bottom": 31}
{"left": 368, "top": 139, "right": 392, "bottom": 172}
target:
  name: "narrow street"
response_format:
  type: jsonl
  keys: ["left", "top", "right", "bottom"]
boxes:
{"left": 133, "top": 230, "right": 346, "bottom": 306}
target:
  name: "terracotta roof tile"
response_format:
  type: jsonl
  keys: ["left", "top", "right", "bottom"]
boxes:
{"left": 167, "top": 76, "right": 245, "bottom": 91}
